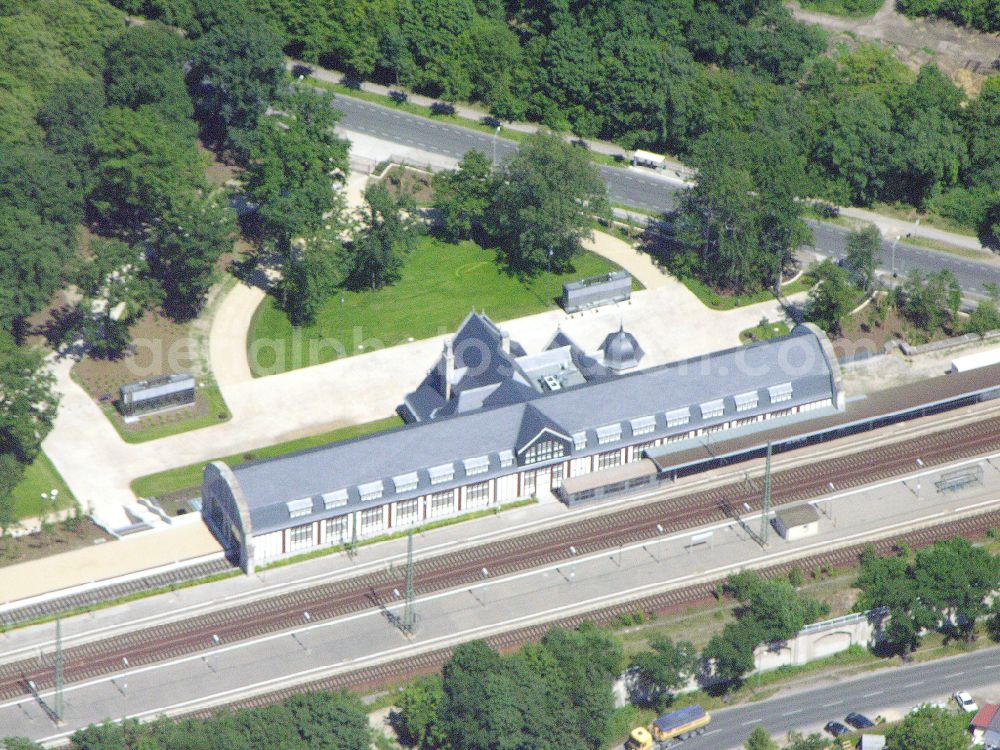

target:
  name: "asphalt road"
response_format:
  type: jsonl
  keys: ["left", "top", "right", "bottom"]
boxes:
{"left": 684, "top": 644, "right": 1000, "bottom": 749}
{"left": 331, "top": 93, "right": 1000, "bottom": 298}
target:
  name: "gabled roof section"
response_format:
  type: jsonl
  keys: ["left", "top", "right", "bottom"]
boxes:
{"left": 481, "top": 379, "right": 538, "bottom": 410}
{"left": 450, "top": 311, "right": 520, "bottom": 393}
{"left": 515, "top": 403, "right": 571, "bottom": 454}
{"left": 972, "top": 704, "right": 999, "bottom": 729}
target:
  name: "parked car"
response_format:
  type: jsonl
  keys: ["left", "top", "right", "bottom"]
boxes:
{"left": 825, "top": 721, "right": 851, "bottom": 737}
{"left": 845, "top": 712, "right": 876, "bottom": 729}
{"left": 954, "top": 691, "right": 978, "bottom": 713}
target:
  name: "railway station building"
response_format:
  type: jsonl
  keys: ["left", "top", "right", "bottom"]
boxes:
{"left": 202, "top": 313, "right": 844, "bottom": 572}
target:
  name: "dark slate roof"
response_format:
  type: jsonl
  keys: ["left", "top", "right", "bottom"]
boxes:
{"left": 450, "top": 312, "right": 519, "bottom": 393}
{"left": 515, "top": 403, "right": 571, "bottom": 453}
{"left": 601, "top": 326, "right": 644, "bottom": 371}
{"left": 230, "top": 324, "right": 838, "bottom": 534}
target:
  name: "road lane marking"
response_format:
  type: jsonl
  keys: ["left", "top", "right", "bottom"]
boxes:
{"left": 782, "top": 709, "right": 803, "bottom": 716}
{"left": 740, "top": 720, "right": 759, "bottom": 726}
{"left": 863, "top": 691, "right": 884, "bottom": 698}
{"left": 823, "top": 701, "right": 844, "bottom": 708}
{"left": 944, "top": 671, "right": 964, "bottom": 678}
{"left": 910, "top": 681, "right": 925, "bottom": 686}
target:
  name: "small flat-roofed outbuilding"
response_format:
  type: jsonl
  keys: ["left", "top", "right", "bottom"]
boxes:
{"left": 774, "top": 503, "right": 820, "bottom": 541}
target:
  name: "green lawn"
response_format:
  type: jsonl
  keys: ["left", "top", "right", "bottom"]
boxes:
{"left": 247, "top": 236, "right": 629, "bottom": 376}
{"left": 680, "top": 274, "right": 814, "bottom": 311}
{"left": 797, "top": 0, "right": 882, "bottom": 16}
{"left": 11, "top": 452, "right": 76, "bottom": 520}
{"left": 104, "top": 383, "right": 232, "bottom": 444}
{"left": 130, "top": 415, "right": 404, "bottom": 499}
{"left": 739, "top": 320, "right": 791, "bottom": 344}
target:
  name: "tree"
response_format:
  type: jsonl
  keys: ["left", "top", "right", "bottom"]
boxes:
{"left": 188, "top": 15, "right": 285, "bottom": 153}
{"left": 885, "top": 704, "right": 972, "bottom": 750}
{"left": 0, "top": 452, "right": 25, "bottom": 538}
{"left": 149, "top": 188, "right": 236, "bottom": 319}
{"left": 432, "top": 149, "right": 496, "bottom": 242}
{"left": 703, "top": 620, "right": 758, "bottom": 685}
{"left": 490, "top": 132, "right": 608, "bottom": 274}
{"left": 395, "top": 675, "right": 448, "bottom": 749}
{"left": 814, "top": 91, "right": 894, "bottom": 205}
{"left": 895, "top": 269, "right": 961, "bottom": 333}
{"left": 347, "top": 183, "right": 421, "bottom": 291}
{"left": 804, "top": 260, "right": 857, "bottom": 335}
{"left": 103, "top": 23, "right": 193, "bottom": 128}
{"left": 674, "top": 128, "right": 810, "bottom": 293}
{"left": 889, "top": 65, "right": 966, "bottom": 207}
{"left": 68, "top": 238, "right": 160, "bottom": 359}
{"left": 246, "top": 87, "right": 350, "bottom": 259}
{"left": 782, "top": 732, "right": 830, "bottom": 750}
{"left": 283, "top": 691, "right": 371, "bottom": 750}
{"left": 0, "top": 738, "right": 45, "bottom": 750}
{"left": 853, "top": 545, "right": 935, "bottom": 655}
{"left": 0, "top": 206, "right": 75, "bottom": 329}
{"left": 913, "top": 537, "right": 1000, "bottom": 641}
{"left": 88, "top": 107, "right": 205, "bottom": 229}
{"left": 0, "top": 332, "right": 59, "bottom": 464}
{"left": 965, "top": 282, "right": 1000, "bottom": 336}
{"left": 36, "top": 77, "right": 107, "bottom": 190}
{"left": 844, "top": 225, "right": 881, "bottom": 291}
{"left": 630, "top": 635, "right": 698, "bottom": 711}
{"left": 745, "top": 725, "right": 779, "bottom": 750}
{"left": 540, "top": 623, "right": 620, "bottom": 749}
{"left": 727, "top": 570, "right": 829, "bottom": 641}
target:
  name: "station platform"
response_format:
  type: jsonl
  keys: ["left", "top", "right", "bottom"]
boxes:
{"left": 1, "top": 520, "right": 223, "bottom": 607}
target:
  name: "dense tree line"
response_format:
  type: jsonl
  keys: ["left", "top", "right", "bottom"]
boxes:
{"left": 106, "top": 0, "right": 1000, "bottom": 245}
{"left": 854, "top": 537, "right": 1000, "bottom": 655}
{"left": 395, "top": 624, "right": 621, "bottom": 750}
{"left": 897, "top": 0, "right": 1000, "bottom": 31}
{"left": 3, "top": 690, "right": 371, "bottom": 750}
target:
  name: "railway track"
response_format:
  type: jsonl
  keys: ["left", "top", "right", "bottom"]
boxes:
{"left": 184, "top": 508, "right": 1000, "bottom": 718}
{"left": 3, "top": 415, "right": 999, "bottom": 701}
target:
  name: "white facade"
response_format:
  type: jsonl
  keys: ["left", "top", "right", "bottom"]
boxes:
{"left": 244, "top": 399, "right": 833, "bottom": 565}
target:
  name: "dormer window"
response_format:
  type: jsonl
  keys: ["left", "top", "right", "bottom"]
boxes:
{"left": 323, "top": 489, "right": 348, "bottom": 510}
{"left": 393, "top": 473, "right": 419, "bottom": 493}
{"left": 286, "top": 497, "right": 313, "bottom": 519}
{"left": 463, "top": 456, "right": 490, "bottom": 476}
{"left": 700, "top": 400, "right": 725, "bottom": 419}
{"left": 572, "top": 431, "right": 587, "bottom": 450}
{"left": 429, "top": 463, "right": 455, "bottom": 485}
{"left": 630, "top": 415, "right": 656, "bottom": 436}
{"left": 734, "top": 391, "right": 759, "bottom": 412}
{"left": 596, "top": 423, "right": 622, "bottom": 445}
{"left": 358, "top": 480, "right": 384, "bottom": 502}
{"left": 665, "top": 407, "right": 690, "bottom": 428}
{"left": 769, "top": 382, "right": 793, "bottom": 403}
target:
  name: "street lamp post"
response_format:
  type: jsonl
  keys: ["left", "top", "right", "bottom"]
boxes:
{"left": 891, "top": 235, "right": 901, "bottom": 278}
{"left": 492, "top": 126, "right": 500, "bottom": 167}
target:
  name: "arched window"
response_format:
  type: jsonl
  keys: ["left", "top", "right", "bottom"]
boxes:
{"left": 524, "top": 439, "right": 565, "bottom": 465}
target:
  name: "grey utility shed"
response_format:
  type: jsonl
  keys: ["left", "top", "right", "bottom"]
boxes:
{"left": 773, "top": 503, "right": 820, "bottom": 541}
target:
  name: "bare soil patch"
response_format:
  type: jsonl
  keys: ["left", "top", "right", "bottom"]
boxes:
{"left": 381, "top": 165, "right": 434, "bottom": 204}
{"left": 831, "top": 304, "right": 957, "bottom": 360}
{"left": 71, "top": 310, "right": 199, "bottom": 402}
{"left": 0, "top": 518, "right": 111, "bottom": 568}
